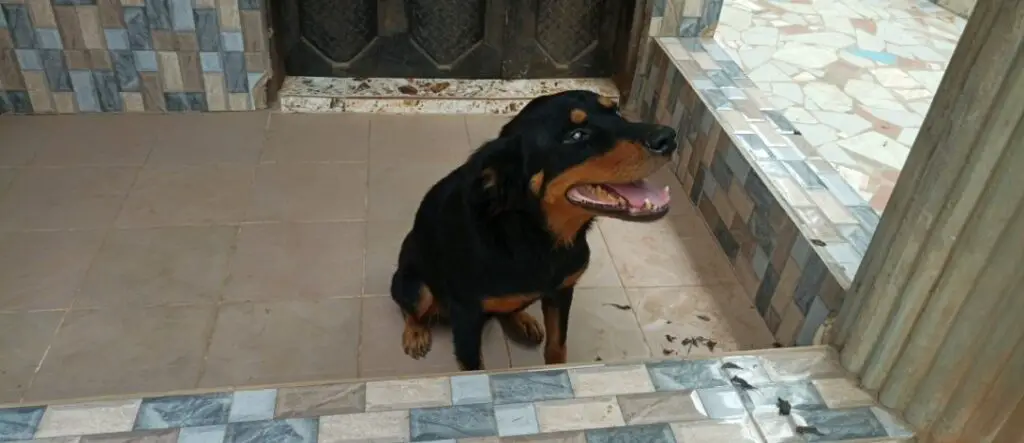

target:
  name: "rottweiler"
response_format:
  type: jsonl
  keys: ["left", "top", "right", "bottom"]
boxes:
{"left": 390, "top": 90, "right": 678, "bottom": 371}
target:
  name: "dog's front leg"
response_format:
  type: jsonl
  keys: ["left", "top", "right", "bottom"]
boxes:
{"left": 451, "top": 306, "right": 486, "bottom": 371}
{"left": 541, "top": 289, "right": 574, "bottom": 365}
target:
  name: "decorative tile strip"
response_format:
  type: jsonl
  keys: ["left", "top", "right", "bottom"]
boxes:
{"left": 0, "top": 348, "right": 914, "bottom": 442}
{"left": 0, "top": 0, "right": 268, "bottom": 114}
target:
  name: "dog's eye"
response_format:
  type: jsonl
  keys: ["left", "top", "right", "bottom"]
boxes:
{"left": 564, "top": 128, "right": 590, "bottom": 144}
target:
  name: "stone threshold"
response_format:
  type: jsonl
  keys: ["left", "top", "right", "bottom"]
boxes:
{"left": 0, "top": 346, "right": 915, "bottom": 442}
{"left": 277, "top": 77, "right": 621, "bottom": 115}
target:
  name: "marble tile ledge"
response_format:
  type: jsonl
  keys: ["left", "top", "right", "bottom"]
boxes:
{"left": 277, "top": 77, "right": 621, "bottom": 115}
{"left": 0, "top": 346, "right": 915, "bottom": 442}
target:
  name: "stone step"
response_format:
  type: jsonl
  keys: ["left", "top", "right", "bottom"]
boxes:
{"left": 277, "top": 77, "right": 620, "bottom": 115}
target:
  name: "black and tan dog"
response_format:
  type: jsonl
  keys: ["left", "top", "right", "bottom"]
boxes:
{"left": 390, "top": 90, "right": 678, "bottom": 370}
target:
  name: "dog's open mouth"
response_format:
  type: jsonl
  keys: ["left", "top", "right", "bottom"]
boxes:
{"left": 566, "top": 181, "right": 671, "bottom": 220}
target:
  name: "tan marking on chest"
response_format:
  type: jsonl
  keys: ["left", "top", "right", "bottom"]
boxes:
{"left": 481, "top": 293, "right": 542, "bottom": 313}
{"left": 559, "top": 266, "right": 588, "bottom": 289}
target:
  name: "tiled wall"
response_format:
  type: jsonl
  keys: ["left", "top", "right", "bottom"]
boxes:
{"left": 653, "top": 0, "right": 724, "bottom": 38}
{"left": 0, "top": 0, "right": 269, "bottom": 114}
{"left": 629, "top": 36, "right": 862, "bottom": 347}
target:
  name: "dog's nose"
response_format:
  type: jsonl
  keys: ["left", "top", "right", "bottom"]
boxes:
{"left": 645, "top": 126, "right": 677, "bottom": 155}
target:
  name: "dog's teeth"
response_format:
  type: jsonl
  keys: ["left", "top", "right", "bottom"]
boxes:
{"left": 663, "top": 186, "right": 670, "bottom": 195}
{"left": 643, "top": 198, "right": 653, "bottom": 210}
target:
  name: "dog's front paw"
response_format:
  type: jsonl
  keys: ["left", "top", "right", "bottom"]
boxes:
{"left": 402, "top": 324, "right": 432, "bottom": 359}
{"left": 503, "top": 311, "right": 545, "bottom": 346}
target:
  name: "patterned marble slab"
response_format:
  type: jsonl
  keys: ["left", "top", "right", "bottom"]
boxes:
{"left": 0, "top": 347, "right": 914, "bottom": 442}
{"left": 277, "top": 77, "right": 621, "bottom": 115}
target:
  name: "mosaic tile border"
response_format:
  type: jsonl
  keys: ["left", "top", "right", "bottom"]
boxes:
{"left": 277, "top": 77, "right": 620, "bottom": 115}
{"left": 650, "top": 0, "right": 725, "bottom": 38}
{"left": 628, "top": 37, "right": 875, "bottom": 347}
{"left": 0, "top": 0, "right": 270, "bottom": 114}
{"left": 0, "top": 347, "right": 914, "bottom": 442}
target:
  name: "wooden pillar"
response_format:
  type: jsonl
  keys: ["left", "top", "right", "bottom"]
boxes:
{"left": 830, "top": 0, "right": 1024, "bottom": 441}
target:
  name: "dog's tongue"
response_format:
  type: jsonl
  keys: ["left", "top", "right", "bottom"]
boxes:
{"left": 605, "top": 180, "right": 670, "bottom": 208}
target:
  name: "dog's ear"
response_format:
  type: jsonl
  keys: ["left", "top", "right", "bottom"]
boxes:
{"left": 465, "top": 136, "right": 538, "bottom": 216}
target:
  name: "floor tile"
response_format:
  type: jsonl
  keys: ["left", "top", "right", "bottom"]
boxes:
{"left": 76, "top": 226, "right": 237, "bottom": 308}
{"left": 760, "top": 349, "right": 846, "bottom": 382}
{"left": 357, "top": 296, "right": 510, "bottom": 378}
{"left": 0, "top": 168, "right": 18, "bottom": 196}
{"left": 490, "top": 370, "right": 573, "bottom": 405}
{"left": 575, "top": 226, "right": 623, "bottom": 289}
{"left": 365, "top": 377, "right": 452, "bottom": 412}
{"left": 626, "top": 286, "right": 774, "bottom": 358}
{"left": 27, "top": 115, "right": 157, "bottom": 166}
{"left": 245, "top": 163, "right": 367, "bottom": 222}
{"left": 199, "top": 299, "right": 361, "bottom": 388}
{"left": 494, "top": 403, "right": 539, "bottom": 437}
{"left": 36, "top": 400, "right": 141, "bottom": 438}
{"left": 0, "top": 166, "right": 138, "bottom": 230}
{"left": 116, "top": 165, "right": 253, "bottom": 227}
{"left": 366, "top": 162, "right": 460, "bottom": 221}
{"left": 0, "top": 230, "right": 105, "bottom": 311}
{"left": 0, "top": 119, "right": 38, "bottom": 165}
{"left": 362, "top": 220, "right": 412, "bottom": 295}
{"left": 742, "top": 381, "right": 825, "bottom": 416}
{"left": 509, "top": 288, "right": 650, "bottom": 366}
{"left": 0, "top": 406, "right": 45, "bottom": 441}
{"left": 646, "top": 360, "right": 729, "bottom": 391}
{"left": 146, "top": 113, "right": 267, "bottom": 165}
{"left": 464, "top": 115, "right": 509, "bottom": 149}
{"left": 695, "top": 387, "right": 746, "bottom": 419}
{"left": 134, "top": 394, "right": 231, "bottom": 430}
{"left": 793, "top": 407, "right": 888, "bottom": 442}
{"left": 318, "top": 410, "right": 408, "bottom": 443}
{"left": 275, "top": 383, "right": 366, "bottom": 419}
{"left": 27, "top": 306, "right": 214, "bottom": 402}
{"left": 720, "top": 356, "right": 772, "bottom": 386}
{"left": 223, "top": 418, "right": 318, "bottom": 443}
{"left": 369, "top": 115, "right": 473, "bottom": 163}
{"left": 599, "top": 216, "right": 739, "bottom": 287}
{"left": 0, "top": 311, "right": 63, "bottom": 403}
{"left": 500, "top": 431, "right": 585, "bottom": 442}
{"left": 616, "top": 391, "right": 706, "bottom": 425}
{"left": 670, "top": 417, "right": 762, "bottom": 442}
{"left": 450, "top": 374, "right": 492, "bottom": 406}
{"left": 812, "top": 378, "right": 875, "bottom": 409}
{"left": 224, "top": 222, "right": 364, "bottom": 301}
{"left": 228, "top": 390, "right": 278, "bottom": 423}
{"left": 534, "top": 397, "right": 624, "bottom": 433}
{"left": 568, "top": 365, "right": 654, "bottom": 398}
{"left": 79, "top": 429, "right": 179, "bottom": 442}
{"left": 584, "top": 423, "right": 675, "bottom": 443}
{"left": 409, "top": 404, "right": 497, "bottom": 441}
{"left": 753, "top": 416, "right": 801, "bottom": 443}
{"left": 263, "top": 113, "right": 370, "bottom": 163}
{"left": 178, "top": 425, "right": 227, "bottom": 443}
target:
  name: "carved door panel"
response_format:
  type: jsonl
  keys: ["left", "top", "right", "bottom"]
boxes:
{"left": 277, "top": 0, "right": 506, "bottom": 78}
{"left": 273, "top": 0, "right": 624, "bottom": 79}
{"left": 501, "top": 0, "right": 624, "bottom": 79}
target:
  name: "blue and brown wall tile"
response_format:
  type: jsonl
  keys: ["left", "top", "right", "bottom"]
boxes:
{"left": 0, "top": 0, "right": 268, "bottom": 114}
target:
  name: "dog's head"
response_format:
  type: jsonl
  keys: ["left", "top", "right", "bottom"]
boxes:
{"left": 466, "top": 90, "right": 678, "bottom": 245}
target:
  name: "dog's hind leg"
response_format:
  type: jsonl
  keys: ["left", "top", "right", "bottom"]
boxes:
{"left": 391, "top": 267, "right": 436, "bottom": 359}
{"left": 451, "top": 306, "right": 486, "bottom": 371}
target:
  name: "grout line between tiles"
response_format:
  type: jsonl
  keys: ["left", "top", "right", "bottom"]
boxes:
{"left": 20, "top": 144, "right": 154, "bottom": 402}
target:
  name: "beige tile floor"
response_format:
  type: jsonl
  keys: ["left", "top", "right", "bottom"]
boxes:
{"left": 0, "top": 112, "right": 773, "bottom": 405}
